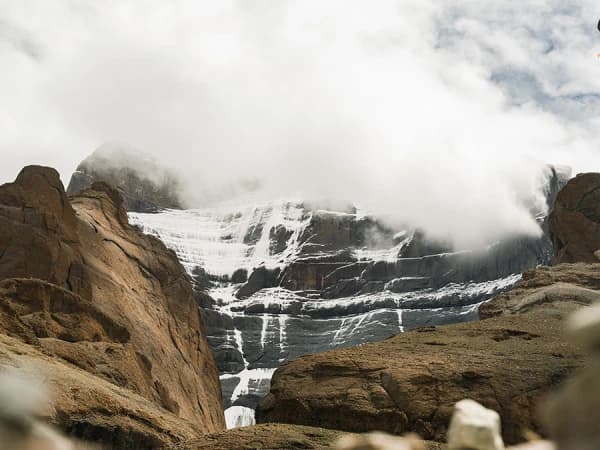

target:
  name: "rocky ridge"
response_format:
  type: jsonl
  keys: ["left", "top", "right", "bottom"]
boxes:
{"left": 67, "top": 146, "right": 183, "bottom": 212}
{"left": 0, "top": 166, "right": 224, "bottom": 448}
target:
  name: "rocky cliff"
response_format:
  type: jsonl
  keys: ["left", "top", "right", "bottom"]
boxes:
{"left": 67, "top": 146, "right": 183, "bottom": 212}
{"left": 0, "top": 166, "right": 224, "bottom": 448}
{"left": 550, "top": 172, "right": 600, "bottom": 264}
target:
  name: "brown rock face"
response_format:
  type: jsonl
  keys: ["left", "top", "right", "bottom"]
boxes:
{"left": 549, "top": 173, "right": 600, "bottom": 263}
{"left": 256, "top": 264, "right": 594, "bottom": 445}
{"left": 0, "top": 333, "right": 205, "bottom": 449}
{"left": 0, "top": 166, "right": 224, "bottom": 447}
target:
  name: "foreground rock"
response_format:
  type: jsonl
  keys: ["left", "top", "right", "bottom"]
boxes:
{"left": 165, "top": 424, "right": 445, "bottom": 450}
{"left": 257, "top": 264, "right": 594, "bottom": 444}
{"left": 0, "top": 166, "right": 223, "bottom": 447}
{"left": 67, "top": 145, "right": 183, "bottom": 212}
{"left": 0, "top": 333, "right": 205, "bottom": 448}
{"left": 549, "top": 172, "right": 600, "bottom": 263}
{"left": 166, "top": 424, "right": 343, "bottom": 450}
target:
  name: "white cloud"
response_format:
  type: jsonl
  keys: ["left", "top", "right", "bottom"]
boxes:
{"left": 0, "top": 0, "right": 599, "bottom": 247}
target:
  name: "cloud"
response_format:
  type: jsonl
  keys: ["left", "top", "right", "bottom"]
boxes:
{"left": 0, "top": 0, "right": 599, "bottom": 247}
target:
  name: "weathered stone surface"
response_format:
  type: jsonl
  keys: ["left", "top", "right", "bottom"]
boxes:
{"left": 549, "top": 173, "right": 600, "bottom": 263}
{"left": 0, "top": 334, "right": 205, "bottom": 449}
{"left": 67, "top": 146, "right": 183, "bottom": 212}
{"left": 479, "top": 264, "right": 600, "bottom": 319}
{"left": 166, "top": 424, "right": 344, "bottom": 450}
{"left": 256, "top": 264, "right": 592, "bottom": 445}
{"left": 165, "top": 424, "right": 445, "bottom": 450}
{"left": 0, "top": 166, "right": 224, "bottom": 447}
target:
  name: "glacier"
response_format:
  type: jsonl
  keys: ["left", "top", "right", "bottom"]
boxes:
{"left": 129, "top": 199, "right": 544, "bottom": 429}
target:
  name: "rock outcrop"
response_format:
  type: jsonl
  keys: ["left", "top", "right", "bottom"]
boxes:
{"left": 67, "top": 145, "right": 183, "bottom": 212}
{"left": 549, "top": 173, "right": 600, "bottom": 264}
{"left": 165, "top": 424, "right": 445, "bottom": 450}
{"left": 166, "top": 424, "right": 345, "bottom": 450}
{"left": 256, "top": 263, "right": 593, "bottom": 445}
{"left": 0, "top": 166, "right": 224, "bottom": 448}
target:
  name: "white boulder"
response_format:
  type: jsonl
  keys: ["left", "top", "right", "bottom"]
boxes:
{"left": 447, "top": 399, "right": 504, "bottom": 450}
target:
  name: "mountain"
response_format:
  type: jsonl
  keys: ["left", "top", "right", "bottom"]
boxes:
{"left": 0, "top": 166, "right": 224, "bottom": 448}
{"left": 67, "top": 145, "right": 183, "bottom": 212}
{"left": 253, "top": 171, "right": 600, "bottom": 446}
{"left": 122, "top": 165, "right": 569, "bottom": 428}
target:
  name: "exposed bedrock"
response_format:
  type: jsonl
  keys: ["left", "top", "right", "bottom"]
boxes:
{"left": 550, "top": 172, "right": 600, "bottom": 264}
{"left": 0, "top": 166, "right": 224, "bottom": 448}
{"left": 165, "top": 424, "right": 445, "bottom": 450}
{"left": 256, "top": 263, "right": 594, "bottom": 445}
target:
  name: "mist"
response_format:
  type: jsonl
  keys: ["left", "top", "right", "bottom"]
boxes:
{"left": 1, "top": 1, "right": 600, "bottom": 247}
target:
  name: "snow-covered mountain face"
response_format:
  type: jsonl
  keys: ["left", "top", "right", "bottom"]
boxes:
{"left": 128, "top": 168, "right": 566, "bottom": 429}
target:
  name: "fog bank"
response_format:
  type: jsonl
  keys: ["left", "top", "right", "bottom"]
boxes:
{"left": 1, "top": 1, "right": 599, "bottom": 247}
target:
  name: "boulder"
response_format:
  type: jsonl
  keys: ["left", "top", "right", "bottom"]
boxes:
{"left": 447, "top": 400, "right": 504, "bottom": 450}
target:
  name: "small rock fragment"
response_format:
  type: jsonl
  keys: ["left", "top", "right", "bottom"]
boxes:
{"left": 447, "top": 399, "right": 504, "bottom": 450}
